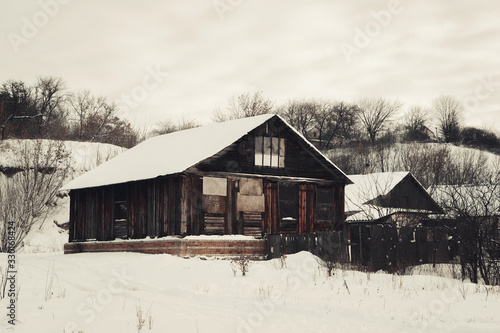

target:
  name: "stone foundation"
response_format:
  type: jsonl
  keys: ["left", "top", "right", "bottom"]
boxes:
{"left": 64, "top": 237, "right": 267, "bottom": 259}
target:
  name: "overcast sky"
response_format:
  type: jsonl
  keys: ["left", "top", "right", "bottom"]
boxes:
{"left": 1, "top": 0, "right": 499, "bottom": 132}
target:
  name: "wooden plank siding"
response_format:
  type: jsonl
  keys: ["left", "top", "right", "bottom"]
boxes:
{"left": 76, "top": 189, "right": 86, "bottom": 241}
{"left": 96, "top": 186, "right": 114, "bottom": 241}
{"left": 226, "top": 179, "right": 237, "bottom": 234}
{"left": 335, "top": 185, "right": 345, "bottom": 231}
{"left": 190, "top": 176, "right": 203, "bottom": 235}
{"left": 68, "top": 191, "right": 75, "bottom": 242}
{"left": 68, "top": 176, "right": 347, "bottom": 242}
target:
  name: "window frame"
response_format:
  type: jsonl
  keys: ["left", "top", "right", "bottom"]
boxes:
{"left": 255, "top": 136, "right": 285, "bottom": 168}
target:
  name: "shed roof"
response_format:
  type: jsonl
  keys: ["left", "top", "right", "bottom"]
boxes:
{"left": 345, "top": 172, "right": 440, "bottom": 222}
{"left": 61, "top": 114, "right": 349, "bottom": 191}
{"left": 345, "top": 172, "right": 409, "bottom": 214}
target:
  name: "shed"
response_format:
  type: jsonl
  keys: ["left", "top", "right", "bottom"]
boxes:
{"left": 345, "top": 171, "right": 442, "bottom": 225}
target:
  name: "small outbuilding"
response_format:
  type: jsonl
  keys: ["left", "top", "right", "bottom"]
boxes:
{"left": 345, "top": 171, "right": 445, "bottom": 270}
{"left": 345, "top": 171, "right": 442, "bottom": 225}
{"left": 62, "top": 114, "right": 351, "bottom": 256}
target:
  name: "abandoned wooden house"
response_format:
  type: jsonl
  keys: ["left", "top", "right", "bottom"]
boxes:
{"left": 61, "top": 114, "right": 351, "bottom": 256}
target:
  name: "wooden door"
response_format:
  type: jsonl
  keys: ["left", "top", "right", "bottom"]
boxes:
{"left": 264, "top": 182, "right": 278, "bottom": 234}
{"left": 298, "top": 184, "right": 316, "bottom": 233}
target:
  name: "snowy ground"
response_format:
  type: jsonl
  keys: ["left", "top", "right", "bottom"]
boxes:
{"left": 2, "top": 140, "right": 500, "bottom": 332}
{"left": 1, "top": 250, "right": 499, "bottom": 333}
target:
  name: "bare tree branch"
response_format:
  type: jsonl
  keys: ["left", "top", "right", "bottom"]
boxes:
{"left": 432, "top": 94, "right": 463, "bottom": 143}
{"left": 212, "top": 91, "right": 274, "bottom": 122}
{"left": 357, "top": 98, "right": 402, "bottom": 143}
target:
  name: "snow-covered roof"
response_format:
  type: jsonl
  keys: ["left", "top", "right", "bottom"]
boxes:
{"left": 61, "top": 114, "right": 348, "bottom": 191}
{"left": 345, "top": 172, "right": 409, "bottom": 214}
{"left": 345, "top": 172, "right": 438, "bottom": 223}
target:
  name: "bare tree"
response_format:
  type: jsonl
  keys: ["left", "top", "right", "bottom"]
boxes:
{"left": 432, "top": 94, "right": 463, "bottom": 143}
{"left": 397, "top": 144, "right": 452, "bottom": 188}
{"left": 213, "top": 91, "right": 274, "bottom": 122}
{"left": 33, "top": 77, "right": 68, "bottom": 138}
{"left": 430, "top": 182, "right": 500, "bottom": 285}
{"left": 151, "top": 115, "right": 200, "bottom": 136}
{"left": 0, "top": 140, "right": 71, "bottom": 251}
{"left": 68, "top": 90, "right": 117, "bottom": 142}
{"left": 314, "top": 101, "right": 359, "bottom": 149}
{"left": 0, "top": 80, "right": 37, "bottom": 139}
{"left": 152, "top": 119, "right": 177, "bottom": 135}
{"left": 403, "top": 105, "right": 431, "bottom": 141}
{"left": 357, "top": 98, "right": 402, "bottom": 143}
{"left": 279, "top": 99, "right": 317, "bottom": 138}
{"left": 327, "top": 143, "right": 369, "bottom": 175}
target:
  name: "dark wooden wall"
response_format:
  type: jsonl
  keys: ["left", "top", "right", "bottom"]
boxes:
{"left": 69, "top": 186, "right": 114, "bottom": 242}
{"left": 69, "top": 176, "right": 192, "bottom": 242}
{"left": 69, "top": 176, "right": 346, "bottom": 242}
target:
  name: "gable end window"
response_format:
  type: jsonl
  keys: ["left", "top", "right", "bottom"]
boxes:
{"left": 255, "top": 136, "right": 285, "bottom": 168}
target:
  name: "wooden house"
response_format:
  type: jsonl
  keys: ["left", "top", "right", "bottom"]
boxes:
{"left": 61, "top": 114, "right": 351, "bottom": 255}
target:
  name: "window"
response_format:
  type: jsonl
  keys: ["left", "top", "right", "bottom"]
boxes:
{"left": 316, "top": 187, "right": 334, "bottom": 222}
{"left": 255, "top": 136, "right": 285, "bottom": 168}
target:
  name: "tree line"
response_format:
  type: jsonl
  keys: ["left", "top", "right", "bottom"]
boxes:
{"left": 3, "top": 77, "right": 498, "bottom": 153}
{"left": 206, "top": 91, "right": 500, "bottom": 152}
{"left": 0, "top": 77, "right": 138, "bottom": 148}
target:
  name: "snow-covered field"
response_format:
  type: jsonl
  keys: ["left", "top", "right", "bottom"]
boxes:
{"left": 1, "top": 140, "right": 500, "bottom": 332}
{"left": 1, "top": 250, "right": 499, "bottom": 333}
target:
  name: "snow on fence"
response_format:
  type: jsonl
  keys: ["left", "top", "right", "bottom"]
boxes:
{"left": 267, "top": 231, "right": 350, "bottom": 263}
{"left": 268, "top": 227, "right": 451, "bottom": 272}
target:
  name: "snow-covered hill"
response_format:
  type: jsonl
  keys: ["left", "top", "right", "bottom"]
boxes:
{"left": 0, "top": 139, "right": 126, "bottom": 175}
{"left": 327, "top": 142, "right": 500, "bottom": 186}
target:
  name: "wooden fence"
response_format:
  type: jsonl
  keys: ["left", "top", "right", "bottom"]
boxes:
{"left": 267, "top": 225, "right": 452, "bottom": 272}
{"left": 348, "top": 224, "right": 451, "bottom": 272}
{"left": 267, "top": 230, "right": 349, "bottom": 263}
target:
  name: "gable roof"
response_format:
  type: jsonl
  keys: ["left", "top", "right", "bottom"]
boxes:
{"left": 345, "top": 172, "right": 409, "bottom": 213}
{"left": 345, "top": 172, "right": 442, "bottom": 222}
{"left": 61, "top": 114, "right": 349, "bottom": 191}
